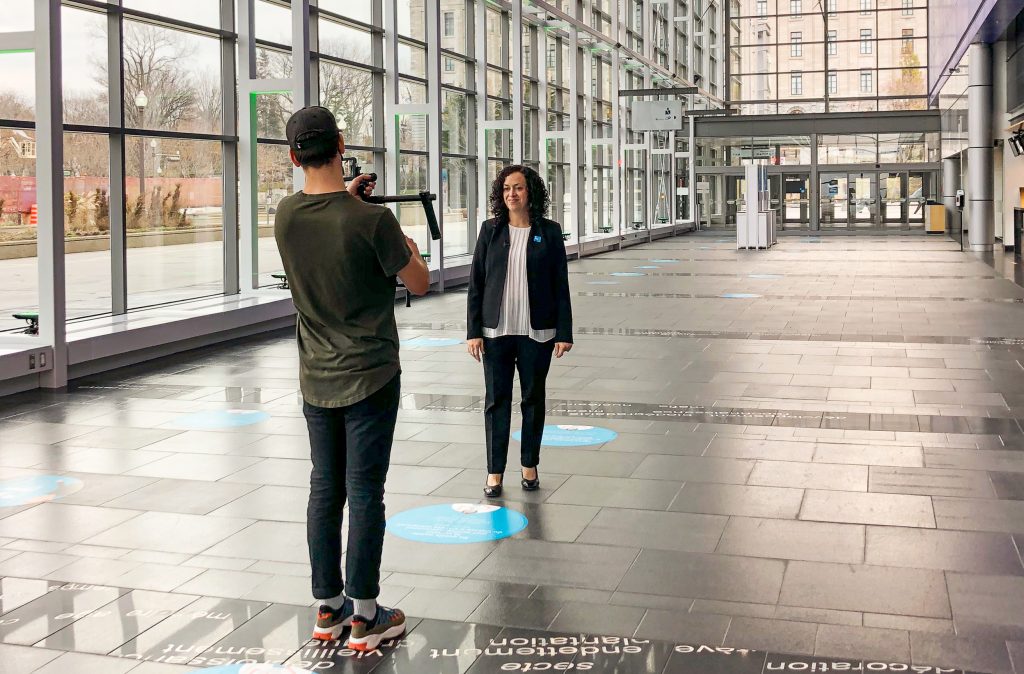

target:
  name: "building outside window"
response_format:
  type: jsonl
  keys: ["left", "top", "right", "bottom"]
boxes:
{"left": 791, "top": 32, "right": 802, "bottom": 57}
{"left": 791, "top": 71, "right": 803, "bottom": 95}
{"left": 444, "top": 11, "right": 455, "bottom": 37}
{"left": 827, "top": 30, "right": 837, "bottom": 55}
{"left": 860, "top": 70, "right": 873, "bottom": 92}
{"left": 827, "top": 0, "right": 837, "bottom": 16}
{"left": 860, "top": 29, "right": 872, "bottom": 54}
{"left": 827, "top": 70, "right": 837, "bottom": 94}
{"left": 902, "top": 0, "right": 914, "bottom": 15}
{"left": 902, "top": 29, "right": 914, "bottom": 54}
{"left": 789, "top": 0, "right": 801, "bottom": 16}
{"left": 860, "top": 0, "right": 872, "bottom": 15}
{"left": 756, "top": 0, "right": 767, "bottom": 15}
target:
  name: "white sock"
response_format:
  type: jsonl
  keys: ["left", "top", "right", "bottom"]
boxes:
{"left": 353, "top": 598, "right": 377, "bottom": 619}
{"left": 322, "top": 593, "right": 346, "bottom": 611}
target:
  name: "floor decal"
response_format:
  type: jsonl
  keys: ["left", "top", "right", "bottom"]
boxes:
{"left": 386, "top": 503, "right": 528, "bottom": 543}
{"left": 514, "top": 424, "right": 619, "bottom": 446}
{"left": 167, "top": 410, "right": 271, "bottom": 430}
{"left": 610, "top": 272, "right": 647, "bottom": 277}
{"left": 0, "top": 475, "right": 84, "bottom": 507}
{"left": 720, "top": 293, "right": 762, "bottom": 299}
{"left": 189, "top": 665, "right": 314, "bottom": 674}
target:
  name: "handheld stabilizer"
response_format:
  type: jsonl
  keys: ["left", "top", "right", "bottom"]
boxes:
{"left": 343, "top": 158, "right": 441, "bottom": 241}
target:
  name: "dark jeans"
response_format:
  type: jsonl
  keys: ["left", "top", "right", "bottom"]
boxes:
{"left": 483, "top": 336, "right": 555, "bottom": 475}
{"left": 303, "top": 374, "right": 400, "bottom": 601}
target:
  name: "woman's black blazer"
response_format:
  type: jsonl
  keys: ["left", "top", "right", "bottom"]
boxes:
{"left": 466, "top": 217, "right": 573, "bottom": 344}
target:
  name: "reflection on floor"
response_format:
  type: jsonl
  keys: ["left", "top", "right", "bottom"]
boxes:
{"left": 0, "top": 235, "right": 1023, "bottom": 674}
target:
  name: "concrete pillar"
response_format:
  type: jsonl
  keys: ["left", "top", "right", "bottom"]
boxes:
{"left": 967, "top": 42, "right": 995, "bottom": 252}
{"left": 943, "top": 156, "right": 960, "bottom": 236}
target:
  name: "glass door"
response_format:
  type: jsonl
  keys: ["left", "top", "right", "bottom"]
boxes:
{"left": 820, "top": 172, "right": 848, "bottom": 228}
{"left": 880, "top": 172, "right": 907, "bottom": 228}
{"left": 908, "top": 172, "right": 928, "bottom": 228}
{"left": 768, "top": 174, "right": 782, "bottom": 227}
{"left": 782, "top": 173, "right": 810, "bottom": 229}
{"left": 849, "top": 171, "right": 878, "bottom": 228}
{"left": 725, "top": 174, "right": 745, "bottom": 227}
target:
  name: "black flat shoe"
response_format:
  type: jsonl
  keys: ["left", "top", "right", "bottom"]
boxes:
{"left": 521, "top": 469, "right": 540, "bottom": 492}
{"left": 484, "top": 476, "right": 503, "bottom": 498}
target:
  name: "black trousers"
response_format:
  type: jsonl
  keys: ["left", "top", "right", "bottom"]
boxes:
{"left": 483, "top": 336, "right": 555, "bottom": 474}
{"left": 302, "top": 374, "right": 400, "bottom": 601}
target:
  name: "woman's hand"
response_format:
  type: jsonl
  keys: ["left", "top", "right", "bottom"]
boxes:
{"left": 467, "top": 338, "right": 485, "bottom": 362}
{"left": 554, "top": 342, "right": 573, "bottom": 358}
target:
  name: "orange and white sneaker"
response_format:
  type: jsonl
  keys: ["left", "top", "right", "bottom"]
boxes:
{"left": 312, "top": 599, "right": 354, "bottom": 641}
{"left": 346, "top": 605, "right": 406, "bottom": 652}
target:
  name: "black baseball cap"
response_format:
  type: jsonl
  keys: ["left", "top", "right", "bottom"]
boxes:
{"left": 286, "top": 106, "right": 340, "bottom": 152}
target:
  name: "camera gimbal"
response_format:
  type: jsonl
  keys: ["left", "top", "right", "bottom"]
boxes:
{"left": 343, "top": 157, "right": 441, "bottom": 241}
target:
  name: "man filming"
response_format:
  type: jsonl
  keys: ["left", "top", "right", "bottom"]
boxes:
{"left": 274, "top": 106, "right": 429, "bottom": 651}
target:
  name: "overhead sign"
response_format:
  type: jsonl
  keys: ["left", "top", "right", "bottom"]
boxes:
{"left": 632, "top": 100, "right": 684, "bottom": 130}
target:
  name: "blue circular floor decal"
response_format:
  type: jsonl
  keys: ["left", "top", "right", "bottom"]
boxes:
{"left": 190, "top": 666, "right": 314, "bottom": 674}
{"left": 748, "top": 274, "right": 782, "bottom": 280}
{"left": 587, "top": 281, "right": 620, "bottom": 285}
{"left": 169, "top": 409, "right": 270, "bottom": 430}
{"left": 514, "top": 424, "right": 618, "bottom": 447}
{"left": 401, "top": 337, "right": 463, "bottom": 348}
{"left": 610, "top": 272, "right": 646, "bottom": 277}
{"left": 0, "top": 475, "right": 84, "bottom": 507}
{"left": 649, "top": 258, "right": 679, "bottom": 263}
{"left": 387, "top": 504, "right": 528, "bottom": 544}
{"left": 721, "top": 293, "right": 762, "bottom": 299}
{"left": 634, "top": 265, "right": 660, "bottom": 270}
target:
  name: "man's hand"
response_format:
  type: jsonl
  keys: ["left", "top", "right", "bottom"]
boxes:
{"left": 554, "top": 342, "right": 573, "bottom": 358}
{"left": 347, "top": 174, "right": 376, "bottom": 199}
{"left": 405, "top": 236, "right": 421, "bottom": 258}
{"left": 467, "top": 338, "right": 485, "bottom": 362}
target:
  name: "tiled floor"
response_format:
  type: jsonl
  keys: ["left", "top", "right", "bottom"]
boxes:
{"left": 0, "top": 234, "right": 1023, "bottom": 673}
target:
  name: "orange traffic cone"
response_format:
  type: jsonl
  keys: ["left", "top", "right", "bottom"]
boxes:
{"left": 28, "top": 204, "right": 37, "bottom": 226}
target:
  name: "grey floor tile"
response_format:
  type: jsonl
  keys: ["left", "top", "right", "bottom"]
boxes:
{"left": 862, "top": 613, "right": 954, "bottom": 634}
{"left": 669, "top": 483, "right": 805, "bottom": 518}
{"left": 933, "top": 498, "right": 1024, "bottom": 534}
{"left": 29, "top": 652, "right": 139, "bottom": 674}
{"left": 619, "top": 548, "right": 785, "bottom": 605}
{"left": 547, "top": 475, "right": 683, "bottom": 509}
{"left": 748, "top": 461, "right": 869, "bottom": 491}
{"left": 467, "top": 595, "right": 564, "bottom": 630}
{"left": 779, "top": 561, "right": 951, "bottom": 618}
{"left": 716, "top": 517, "right": 865, "bottom": 563}
{"left": 208, "top": 485, "right": 307, "bottom": 521}
{"left": 0, "top": 503, "right": 140, "bottom": 544}
{"left": 910, "top": 632, "right": 1014, "bottom": 674}
{"left": 947, "top": 573, "right": 1024, "bottom": 639}
{"left": 870, "top": 466, "right": 997, "bottom": 499}
{"left": 631, "top": 455, "right": 756, "bottom": 484}
{"left": 103, "top": 478, "right": 260, "bottom": 515}
{"left": 0, "top": 644, "right": 63, "bottom": 674}
{"left": 57, "top": 426, "right": 182, "bottom": 451}
{"left": 85, "top": 509, "right": 251, "bottom": 553}
{"left": 0, "top": 551, "right": 78, "bottom": 578}
{"left": 634, "top": 608, "right": 731, "bottom": 644}
{"left": 397, "top": 587, "right": 488, "bottom": 622}
{"left": 800, "top": 490, "right": 936, "bottom": 528}
{"left": 577, "top": 508, "right": 728, "bottom": 553}
{"left": 470, "top": 539, "right": 638, "bottom": 591}
{"left": 723, "top": 616, "right": 818, "bottom": 655}
{"left": 201, "top": 520, "right": 306, "bottom": 564}
{"left": 173, "top": 568, "right": 273, "bottom": 598}
{"left": 866, "top": 527, "right": 1024, "bottom": 574}
{"left": 774, "top": 605, "right": 862, "bottom": 627}
{"left": 992, "top": 471, "right": 1024, "bottom": 501}
{"left": 815, "top": 624, "right": 911, "bottom": 662}
{"left": 548, "top": 601, "right": 645, "bottom": 636}
{"left": 125, "top": 453, "right": 264, "bottom": 481}
{"left": 510, "top": 502, "right": 600, "bottom": 543}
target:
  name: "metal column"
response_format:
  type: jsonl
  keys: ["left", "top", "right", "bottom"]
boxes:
{"left": 35, "top": 0, "right": 67, "bottom": 388}
{"left": 967, "top": 42, "right": 994, "bottom": 252}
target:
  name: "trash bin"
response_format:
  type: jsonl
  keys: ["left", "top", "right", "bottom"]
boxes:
{"left": 1014, "top": 208, "right": 1023, "bottom": 261}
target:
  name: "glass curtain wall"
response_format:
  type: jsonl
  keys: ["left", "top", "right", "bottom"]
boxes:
{"left": 729, "top": 0, "right": 930, "bottom": 114}
{"left": 2, "top": 0, "right": 723, "bottom": 336}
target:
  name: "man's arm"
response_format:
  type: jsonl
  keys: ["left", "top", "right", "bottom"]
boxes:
{"left": 397, "top": 238, "right": 430, "bottom": 296}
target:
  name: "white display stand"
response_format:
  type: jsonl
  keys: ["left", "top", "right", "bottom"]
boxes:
{"left": 737, "top": 164, "right": 775, "bottom": 250}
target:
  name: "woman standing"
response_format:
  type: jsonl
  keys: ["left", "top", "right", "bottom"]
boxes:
{"left": 466, "top": 166, "right": 574, "bottom": 498}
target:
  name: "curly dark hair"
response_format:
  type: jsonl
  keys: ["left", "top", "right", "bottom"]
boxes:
{"left": 489, "top": 165, "right": 550, "bottom": 224}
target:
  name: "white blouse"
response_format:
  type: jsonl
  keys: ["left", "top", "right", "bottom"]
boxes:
{"left": 483, "top": 226, "right": 556, "bottom": 343}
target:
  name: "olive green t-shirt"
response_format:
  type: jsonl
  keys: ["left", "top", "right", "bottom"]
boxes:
{"left": 274, "top": 190, "right": 412, "bottom": 408}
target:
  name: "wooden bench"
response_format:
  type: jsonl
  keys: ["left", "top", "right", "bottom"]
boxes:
{"left": 13, "top": 312, "right": 39, "bottom": 335}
